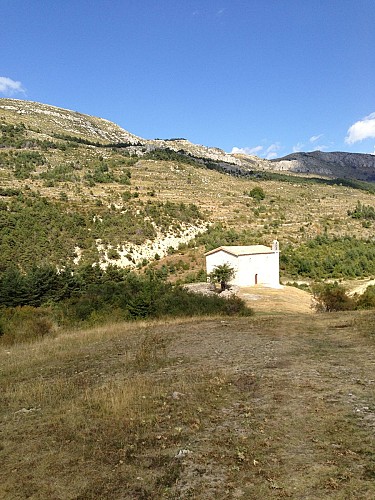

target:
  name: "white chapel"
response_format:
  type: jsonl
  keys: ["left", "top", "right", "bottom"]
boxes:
{"left": 205, "top": 240, "right": 280, "bottom": 288}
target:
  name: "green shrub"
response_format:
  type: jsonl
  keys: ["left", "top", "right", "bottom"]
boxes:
{"left": 281, "top": 236, "right": 375, "bottom": 279}
{"left": 356, "top": 285, "right": 375, "bottom": 309}
{"left": 0, "top": 194, "right": 204, "bottom": 270}
{"left": 0, "top": 306, "right": 55, "bottom": 345}
{"left": 209, "top": 263, "right": 235, "bottom": 291}
{"left": 143, "top": 148, "right": 197, "bottom": 165}
{"left": 249, "top": 186, "right": 265, "bottom": 201}
{"left": 312, "top": 283, "right": 355, "bottom": 312}
{"left": 348, "top": 201, "right": 375, "bottom": 220}
{"left": 53, "top": 270, "right": 253, "bottom": 326}
{"left": 107, "top": 248, "right": 120, "bottom": 260}
{"left": 153, "top": 286, "right": 252, "bottom": 318}
{"left": 39, "top": 163, "right": 79, "bottom": 183}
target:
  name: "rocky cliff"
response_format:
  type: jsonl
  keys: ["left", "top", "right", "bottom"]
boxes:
{"left": 270, "top": 151, "right": 375, "bottom": 181}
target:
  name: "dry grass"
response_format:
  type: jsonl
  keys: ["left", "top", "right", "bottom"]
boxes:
{"left": 130, "top": 159, "right": 375, "bottom": 241}
{"left": 1, "top": 311, "right": 375, "bottom": 498}
{"left": 2, "top": 147, "right": 374, "bottom": 244}
{"left": 238, "top": 285, "right": 313, "bottom": 315}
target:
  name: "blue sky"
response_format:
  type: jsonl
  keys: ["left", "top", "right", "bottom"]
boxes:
{"left": 1, "top": 0, "right": 375, "bottom": 158}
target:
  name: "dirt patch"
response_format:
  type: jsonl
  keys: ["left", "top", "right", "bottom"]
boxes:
{"left": 183, "top": 282, "right": 313, "bottom": 315}
{"left": 346, "top": 278, "right": 375, "bottom": 296}
{"left": 238, "top": 284, "right": 313, "bottom": 314}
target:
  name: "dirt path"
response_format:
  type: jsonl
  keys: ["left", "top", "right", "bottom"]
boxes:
{"left": 347, "top": 278, "right": 375, "bottom": 296}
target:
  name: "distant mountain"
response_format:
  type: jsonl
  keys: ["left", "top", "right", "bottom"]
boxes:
{"left": 270, "top": 151, "right": 375, "bottom": 182}
{"left": 0, "top": 98, "right": 244, "bottom": 166}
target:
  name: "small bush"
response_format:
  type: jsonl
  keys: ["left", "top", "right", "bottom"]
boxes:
{"left": 209, "top": 263, "right": 235, "bottom": 291}
{"left": 153, "top": 286, "right": 253, "bottom": 318}
{"left": 133, "top": 332, "right": 169, "bottom": 372}
{"left": 312, "top": 283, "right": 355, "bottom": 312}
{"left": 249, "top": 186, "right": 265, "bottom": 201}
{"left": 107, "top": 248, "right": 120, "bottom": 260}
{"left": 356, "top": 285, "right": 375, "bottom": 309}
{"left": 348, "top": 201, "right": 375, "bottom": 220}
{"left": 0, "top": 306, "right": 55, "bottom": 345}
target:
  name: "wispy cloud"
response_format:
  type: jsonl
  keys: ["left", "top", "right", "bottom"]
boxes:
{"left": 265, "top": 143, "right": 281, "bottom": 159}
{"left": 231, "top": 142, "right": 282, "bottom": 159}
{"left": 231, "top": 145, "right": 263, "bottom": 155}
{"left": 314, "top": 144, "right": 329, "bottom": 151}
{"left": 292, "top": 142, "right": 305, "bottom": 152}
{"left": 345, "top": 112, "right": 375, "bottom": 144}
{"left": 216, "top": 8, "right": 226, "bottom": 16}
{"left": 293, "top": 137, "right": 331, "bottom": 153}
{"left": 0, "top": 76, "right": 25, "bottom": 96}
{"left": 310, "top": 134, "right": 323, "bottom": 143}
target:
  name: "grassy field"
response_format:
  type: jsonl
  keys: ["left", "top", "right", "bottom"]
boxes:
{"left": 1, "top": 309, "right": 375, "bottom": 499}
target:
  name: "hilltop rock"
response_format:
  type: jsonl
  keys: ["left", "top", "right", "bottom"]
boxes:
{"left": 0, "top": 98, "right": 142, "bottom": 144}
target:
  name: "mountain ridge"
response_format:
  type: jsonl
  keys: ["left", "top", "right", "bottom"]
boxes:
{"left": 2, "top": 98, "right": 374, "bottom": 181}
{"left": 271, "top": 150, "right": 375, "bottom": 181}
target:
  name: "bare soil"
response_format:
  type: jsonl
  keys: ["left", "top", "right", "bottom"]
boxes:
{"left": 346, "top": 278, "right": 375, "bottom": 296}
{"left": 238, "top": 285, "right": 313, "bottom": 314}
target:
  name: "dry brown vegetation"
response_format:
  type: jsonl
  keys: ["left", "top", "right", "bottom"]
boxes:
{"left": 2, "top": 311, "right": 375, "bottom": 499}
{"left": 130, "top": 159, "right": 375, "bottom": 244}
{"left": 238, "top": 285, "right": 313, "bottom": 315}
{"left": 2, "top": 142, "right": 374, "bottom": 246}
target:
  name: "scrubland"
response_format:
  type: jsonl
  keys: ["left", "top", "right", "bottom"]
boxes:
{"left": 2, "top": 100, "right": 375, "bottom": 499}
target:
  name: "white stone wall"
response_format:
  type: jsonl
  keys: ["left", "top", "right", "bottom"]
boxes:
{"left": 237, "top": 253, "right": 279, "bottom": 287}
{"left": 206, "top": 250, "right": 239, "bottom": 281}
{"left": 206, "top": 250, "right": 279, "bottom": 288}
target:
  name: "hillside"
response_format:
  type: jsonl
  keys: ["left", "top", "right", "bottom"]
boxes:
{"left": 1, "top": 98, "right": 375, "bottom": 280}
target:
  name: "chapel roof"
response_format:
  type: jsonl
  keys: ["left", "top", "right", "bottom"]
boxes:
{"left": 205, "top": 245, "right": 273, "bottom": 257}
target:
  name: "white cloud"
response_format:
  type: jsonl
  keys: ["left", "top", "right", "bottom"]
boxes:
{"left": 310, "top": 134, "right": 323, "bottom": 143}
{"left": 265, "top": 143, "right": 281, "bottom": 159}
{"left": 231, "top": 142, "right": 282, "bottom": 159}
{"left": 266, "top": 152, "right": 278, "bottom": 159}
{"left": 314, "top": 144, "right": 329, "bottom": 151}
{"left": 216, "top": 8, "right": 226, "bottom": 16}
{"left": 292, "top": 142, "right": 304, "bottom": 152}
{"left": 293, "top": 137, "right": 333, "bottom": 153}
{"left": 231, "top": 145, "right": 263, "bottom": 156}
{"left": 0, "top": 76, "right": 25, "bottom": 96}
{"left": 345, "top": 112, "right": 375, "bottom": 144}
